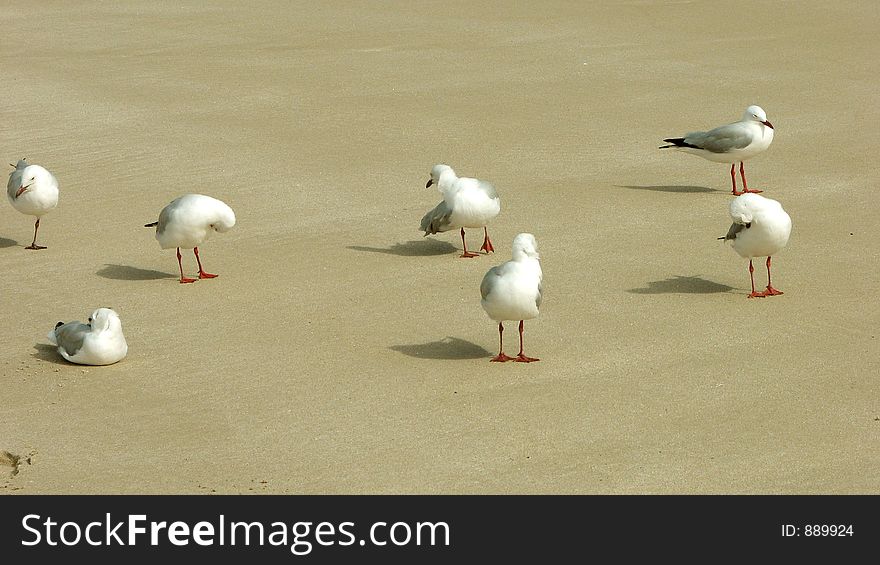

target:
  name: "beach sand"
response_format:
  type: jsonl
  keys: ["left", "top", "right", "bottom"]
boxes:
{"left": 1, "top": 1, "right": 878, "bottom": 494}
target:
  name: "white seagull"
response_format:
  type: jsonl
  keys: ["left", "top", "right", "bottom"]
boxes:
{"left": 6, "top": 158, "right": 59, "bottom": 249}
{"left": 144, "top": 194, "right": 236, "bottom": 284}
{"left": 661, "top": 105, "right": 775, "bottom": 195}
{"left": 719, "top": 193, "right": 791, "bottom": 298}
{"left": 480, "top": 233, "right": 543, "bottom": 362}
{"left": 47, "top": 308, "right": 128, "bottom": 365}
{"left": 420, "top": 164, "right": 500, "bottom": 258}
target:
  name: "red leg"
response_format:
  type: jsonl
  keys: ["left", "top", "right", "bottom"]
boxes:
{"left": 514, "top": 320, "right": 540, "bottom": 362}
{"left": 25, "top": 218, "right": 47, "bottom": 250}
{"left": 747, "top": 259, "right": 763, "bottom": 298}
{"left": 490, "top": 322, "right": 513, "bottom": 362}
{"left": 177, "top": 248, "right": 197, "bottom": 284}
{"left": 763, "top": 256, "right": 783, "bottom": 296}
{"left": 480, "top": 226, "right": 495, "bottom": 254}
{"left": 740, "top": 162, "right": 762, "bottom": 194}
{"left": 194, "top": 247, "right": 218, "bottom": 279}
{"left": 459, "top": 227, "right": 478, "bottom": 258}
{"left": 730, "top": 164, "right": 742, "bottom": 196}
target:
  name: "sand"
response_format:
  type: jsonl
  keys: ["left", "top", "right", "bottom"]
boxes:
{"left": 1, "top": 1, "right": 878, "bottom": 494}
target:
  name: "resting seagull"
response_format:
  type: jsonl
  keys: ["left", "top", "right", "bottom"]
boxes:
{"left": 420, "top": 164, "right": 500, "bottom": 258}
{"left": 47, "top": 308, "right": 128, "bottom": 365}
{"left": 661, "top": 105, "right": 774, "bottom": 195}
{"left": 719, "top": 193, "right": 791, "bottom": 298}
{"left": 145, "top": 194, "right": 236, "bottom": 284}
{"left": 480, "top": 233, "right": 543, "bottom": 362}
{"left": 6, "top": 158, "right": 59, "bottom": 249}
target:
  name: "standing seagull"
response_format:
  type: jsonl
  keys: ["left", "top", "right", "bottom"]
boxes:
{"left": 47, "top": 308, "right": 128, "bottom": 365}
{"left": 660, "top": 105, "right": 774, "bottom": 195}
{"left": 6, "top": 159, "right": 59, "bottom": 249}
{"left": 719, "top": 193, "right": 791, "bottom": 298}
{"left": 420, "top": 164, "right": 500, "bottom": 258}
{"left": 480, "top": 233, "right": 543, "bottom": 362}
{"left": 145, "top": 194, "right": 236, "bottom": 284}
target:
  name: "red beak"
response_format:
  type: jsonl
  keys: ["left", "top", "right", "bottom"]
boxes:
{"left": 762, "top": 120, "right": 774, "bottom": 129}
{"left": 15, "top": 186, "right": 28, "bottom": 198}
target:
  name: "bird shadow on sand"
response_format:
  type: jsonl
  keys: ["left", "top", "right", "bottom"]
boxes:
{"left": 390, "top": 337, "right": 491, "bottom": 360}
{"left": 0, "top": 237, "right": 18, "bottom": 248}
{"left": 617, "top": 184, "right": 719, "bottom": 194}
{"left": 31, "top": 343, "right": 71, "bottom": 366}
{"left": 628, "top": 276, "right": 734, "bottom": 294}
{"left": 348, "top": 239, "right": 457, "bottom": 257}
{"left": 96, "top": 264, "right": 175, "bottom": 281}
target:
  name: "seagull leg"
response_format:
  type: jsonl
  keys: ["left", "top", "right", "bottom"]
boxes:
{"left": 479, "top": 227, "right": 495, "bottom": 254}
{"left": 763, "top": 256, "right": 783, "bottom": 296}
{"left": 490, "top": 322, "right": 513, "bottom": 362}
{"left": 740, "top": 162, "right": 762, "bottom": 194}
{"left": 514, "top": 320, "right": 540, "bottom": 363}
{"left": 730, "top": 164, "right": 742, "bottom": 195}
{"left": 194, "top": 247, "right": 218, "bottom": 279}
{"left": 459, "top": 228, "right": 478, "bottom": 258}
{"left": 747, "top": 259, "right": 764, "bottom": 298}
{"left": 25, "top": 218, "right": 47, "bottom": 250}
{"left": 177, "top": 248, "right": 197, "bottom": 284}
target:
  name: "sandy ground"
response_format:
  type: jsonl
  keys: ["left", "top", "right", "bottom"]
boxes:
{"left": 1, "top": 1, "right": 878, "bottom": 494}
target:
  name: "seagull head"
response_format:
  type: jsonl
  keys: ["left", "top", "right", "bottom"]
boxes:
{"left": 426, "top": 164, "right": 454, "bottom": 188}
{"left": 744, "top": 105, "right": 773, "bottom": 129}
{"left": 89, "top": 308, "right": 122, "bottom": 333}
{"left": 512, "top": 233, "right": 540, "bottom": 261}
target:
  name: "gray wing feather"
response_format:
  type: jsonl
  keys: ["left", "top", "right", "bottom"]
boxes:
{"left": 685, "top": 124, "right": 752, "bottom": 153}
{"left": 53, "top": 321, "right": 90, "bottom": 357}
{"left": 480, "top": 266, "right": 501, "bottom": 300}
{"left": 154, "top": 203, "right": 174, "bottom": 235}
{"left": 722, "top": 222, "right": 746, "bottom": 241}
{"left": 536, "top": 280, "right": 543, "bottom": 308}
{"left": 478, "top": 180, "right": 498, "bottom": 199}
{"left": 420, "top": 200, "right": 453, "bottom": 235}
{"left": 7, "top": 162, "right": 25, "bottom": 200}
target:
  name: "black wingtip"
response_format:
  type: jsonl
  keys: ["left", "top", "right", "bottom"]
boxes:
{"left": 55, "top": 321, "right": 64, "bottom": 328}
{"left": 144, "top": 221, "right": 158, "bottom": 228}
{"left": 661, "top": 137, "right": 700, "bottom": 149}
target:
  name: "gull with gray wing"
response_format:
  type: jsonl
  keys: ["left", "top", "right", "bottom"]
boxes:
{"left": 420, "top": 164, "right": 500, "bottom": 258}
{"left": 47, "top": 308, "right": 128, "bottom": 365}
{"left": 7, "top": 158, "right": 59, "bottom": 249}
{"left": 661, "top": 105, "right": 774, "bottom": 195}
{"left": 480, "top": 233, "right": 543, "bottom": 362}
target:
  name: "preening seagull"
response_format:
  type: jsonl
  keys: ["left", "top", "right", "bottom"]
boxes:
{"left": 420, "top": 164, "right": 500, "bottom": 258}
{"left": 145, "top": 194, "right": 236, "bottom": 284}
{"left": 719, "top": 193, "right": 791, "bottom": 298}
{"left": 6, "top": 158, "right": 59, "bottom": 249}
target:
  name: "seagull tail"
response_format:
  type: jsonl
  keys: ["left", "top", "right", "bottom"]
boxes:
{"left": 659, "top": 137, "right": 699, "bottom": 149}
{"left": 144, "top": 221, "right": 159, "bottom": 228}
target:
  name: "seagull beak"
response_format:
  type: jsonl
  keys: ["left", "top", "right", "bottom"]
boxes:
{"left": 425, "top": 178, "right": 434, "bottom": 188}
{"left": 762, "top": 120, "right": 774, "bottom": 129}
{"left": 14, "top": 184, "right": 30, "bottom": 198}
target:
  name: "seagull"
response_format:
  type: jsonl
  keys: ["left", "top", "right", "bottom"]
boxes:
{"left": 420, "top": 164, "right": 500, "bottom": 258}
{"left": 144, "top": 194, "right": 236, "bottom": 284}
{"left": 480, "top": 233, "right": 543, "bottom": 362}
{"left": 6, "top": 158, "right": 59, "bottom": 249}
{"left": 719, "top": 193, "right": 791, "bottom": 298}
{"left": 47, "top": 308, "right": 128, "bottom": 365}
{"left": 660, "top": 105, "right": 775, "bottom": 195}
